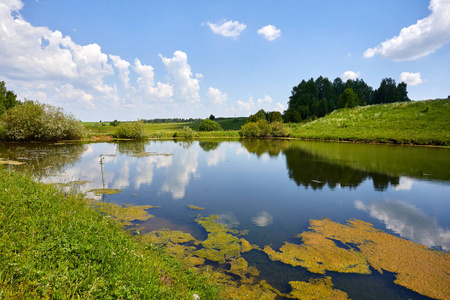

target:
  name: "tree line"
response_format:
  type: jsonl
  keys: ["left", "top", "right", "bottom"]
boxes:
{"left": 284, "top": 77, "right": 410, "bottom": 122}
{"left": 0, "top": 81, "right": 21, "bottom": 116}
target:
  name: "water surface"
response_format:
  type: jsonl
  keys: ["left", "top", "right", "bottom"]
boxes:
{"left": 2, "top": 140, "right": 449, "bottom": 299}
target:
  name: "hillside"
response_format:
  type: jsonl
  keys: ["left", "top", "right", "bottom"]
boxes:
{"left": 290, "top": 99, "right": 450, "bottom": 146}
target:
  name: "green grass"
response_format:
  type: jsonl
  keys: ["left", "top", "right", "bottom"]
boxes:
{"left": 290, "top": 99, "right": 450, "bottom": 146}
{"left": 0, "top": 170, "right": 220, "bottom": 299}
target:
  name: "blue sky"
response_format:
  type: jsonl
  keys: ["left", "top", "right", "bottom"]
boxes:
{"left": 0, "top": 0, "right": 449, "bottom": 121}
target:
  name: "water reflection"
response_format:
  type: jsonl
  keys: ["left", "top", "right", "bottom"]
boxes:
{"left": 355, "top": 199, "right": 450, "bottom": 251}
{"left": 252, "top": 211, "right": 274, "bottom": 227}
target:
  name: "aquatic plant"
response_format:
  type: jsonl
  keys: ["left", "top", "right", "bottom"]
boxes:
{"left": 188, "top": 205, "right": 205, "bottom": 210}
{"left": 265, "top": 218, "right": 450, "bottom": 299}
{"left": 91, "top": 202, "right": 156, "bottom": 225}
{"left": 88, "top": 188, "right": 122, "bottom": 195}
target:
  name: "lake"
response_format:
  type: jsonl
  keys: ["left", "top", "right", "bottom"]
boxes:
{"left": 1, "top": 139, "right": 449, "bottom": 299}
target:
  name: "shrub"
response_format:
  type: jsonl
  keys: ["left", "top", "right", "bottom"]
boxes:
{"left": 115, "top": 121, "right": 147, "bottom": 140}
{"left": 240, "top": 120, "right": 290, "bottom": 138}
{"left": 199, "top": 119, "right": 222, "bottom": 131}
{"left": 180, "top": 126, "right": 195, "bottom": 138}
{"left": 1, "top": 101, "right": 87, "bottom": 141}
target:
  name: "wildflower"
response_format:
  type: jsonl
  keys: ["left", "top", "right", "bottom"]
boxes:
{"left": 192, "top": 294, "right": 200, "bottom": 300}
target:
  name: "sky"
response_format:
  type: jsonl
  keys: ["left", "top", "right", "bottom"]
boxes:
{"left": 0, "top": 0, "right": 449, "bottom": 121}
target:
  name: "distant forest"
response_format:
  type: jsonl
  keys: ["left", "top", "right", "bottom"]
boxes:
{"left": 285, "top": 77, "right": 409, "bottom": 122}
{"left": 142, "top": 118, "right": 203, "bottom": 124}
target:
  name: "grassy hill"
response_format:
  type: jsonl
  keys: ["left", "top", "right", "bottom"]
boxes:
{"left": 290, "top": 99, "right": 450, "bottom": 146}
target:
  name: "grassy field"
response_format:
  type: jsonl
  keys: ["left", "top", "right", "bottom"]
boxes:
{"left": 0, "top": 170, "right": 220, "bottom": 299}
{"left": 290, "top": 99, "right": 450, "bottom": 146}
{"left": 82, "top": 100, "right": 450, "bottom": 146}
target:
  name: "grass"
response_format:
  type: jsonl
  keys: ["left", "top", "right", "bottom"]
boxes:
{"left": 82, "top": 100, "right": 449, "bottom": 146}
{"left": 0, "top": 169, "right": 221, "bottom": 299}
{"left": 290, "top": 99, "right": 450, "bottom": 146}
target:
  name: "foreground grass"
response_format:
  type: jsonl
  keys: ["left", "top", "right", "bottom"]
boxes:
{"left": 290, "top": 99, "right": 450, "bottom": 146}
{"left": 0, "top": 170, "right": 220, "bottom": 299}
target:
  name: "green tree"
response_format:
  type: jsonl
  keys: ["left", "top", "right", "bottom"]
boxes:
{"left": 337, "top": 88, "right": 359, "bottom": 109}
{"left": 267, "top": 111, "right": 283, "bottom": 123}
{"left": 0, "top": 81, "right": 21, "bottom": 116}
{"left": 199, "top": 118, "right": 222, "bottom": 131}
{"left": 284, "top": 110, "right": 302, "bottom": 123}
{"left": 110, "top": 120, "right": 120, "bottom": 126}
{"left": 209, "top": 114, "right": 215, "bottom": 120}
{"left": 246, "top": 109, "right": 267, "bottom": 123}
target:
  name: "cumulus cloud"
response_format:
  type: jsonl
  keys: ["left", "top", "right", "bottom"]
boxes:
{"left": 159, "top": 51, "right": 200, "bottom": 103}
{"left": 257, "top": 25, "right": 281, "bottom": 41}
{"left": 236, "top": 95, "right": 285, "bottom": 114}
{"left": 206, "top": 19, "right": 247, "bottom": 38}
{"left": 399, "top": 72, "right": 423, "bottom": 86}
{"left": 207, "top": 87, "right": 227, "bottom": 106}
{"left": 341, "top": 71, "right": 360, "bottom": 81}
{"left": 364, "top": 0, "right": 450, "bottom": 61}
{"left": 109, "top": 54, "right": 130, "bottom": 88}
{"left": 55, "top": 84, "right": 95, "bottom": 109}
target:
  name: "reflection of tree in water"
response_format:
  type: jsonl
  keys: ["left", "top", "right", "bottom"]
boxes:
{"left": 240, "top": 139, "right": 291, "bottom": 157}
{"left": 115, "top": 140, "right": 148, "bottom": 155}
{"left": 283, "top": 147, "right": 399, "bottom": 191}
{"left": 199, "top": 141, "right": 221, "bottom": 152}
{"left": 0, "top": 142, "right": 88, "bottom": 176}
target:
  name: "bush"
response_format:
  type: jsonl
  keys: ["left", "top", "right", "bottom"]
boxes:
{"left": 199, "top": 119, "right": 222, "bottom": 131}
{"left": 180, "top": 126, "right": 195, "bottom": 138}
{"left": 115, "top": 121, "right": 147, "bottom": 140}
{"left": 239, "top": 120, "right": 290, "bottom": 137}
{"left": 1, "top": 101, "right": 87, "bottom": 141}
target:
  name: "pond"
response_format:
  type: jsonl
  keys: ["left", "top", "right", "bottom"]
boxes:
{"left": 1, "top": 139, "right": 449, "bottom": 299}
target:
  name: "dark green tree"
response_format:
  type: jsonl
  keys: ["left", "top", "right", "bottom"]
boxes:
{"left": 267, "top": 111, "right": 283, "bottom": 123}
{"left": 209, "top": 114, "right": 215, "bottom": 120}
{"left": 337, "top": 88, "right": 359, "bottom": 108}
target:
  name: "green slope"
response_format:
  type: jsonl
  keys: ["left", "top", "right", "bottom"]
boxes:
{"left": 290, "top": 99, "right": 450, "bottom": 146}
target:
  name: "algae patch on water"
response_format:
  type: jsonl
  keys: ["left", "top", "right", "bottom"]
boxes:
{"left": 188, "top": 205, "right": 205, "bottom": 210}
{"left": 265, "top": 218, "right": 450, "bottom": 299}
{"left": 91, "top": 202, "right": 156, "bottom": 225}
{"left": 88, "top": 188, "right": 122, "bottom": 195}
{"left": 131, "top": 152, "right": 172, "bottom": 157}
{"left": 0, "top": 158, "right": 25, "bottom": 165}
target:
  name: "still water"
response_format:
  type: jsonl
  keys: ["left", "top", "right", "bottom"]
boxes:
{"left": 1, "top": 140, "right": 449, "bottom": 299}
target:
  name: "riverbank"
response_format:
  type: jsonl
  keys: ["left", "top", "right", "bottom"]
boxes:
{"left": 83, "top": 99, "right": 450, "bottom": 146}
{"left": 0, "top": 170, "right": 220, "bottom": 299}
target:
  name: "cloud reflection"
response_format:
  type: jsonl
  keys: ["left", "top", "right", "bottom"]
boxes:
{"left": 393, "top": 177, "right": 414, "bottom": 191}
{"left": 252, "top": 211, "right": 273, "bottom": 227}
{"left": 355, "top": 200, "right": 450, "bottom": 251}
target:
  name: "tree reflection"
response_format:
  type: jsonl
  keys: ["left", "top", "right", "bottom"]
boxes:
{"left": 0, "top": 142, "right": 88, "bottom": 176}
{"left": 283, "top": 147, "right": 399, "bottom": 191}
{"left": 240, "top": 139, "right": 291, "bottom": 157}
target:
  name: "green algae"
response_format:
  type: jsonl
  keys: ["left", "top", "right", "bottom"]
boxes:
{"left": 264, "top": 218, "right": 450, "bottom": 300}
{"left": 88, "top": 188, "right": 122, "bottom": 195}
{"left": 263, "top": 230, "right": 370, "bottom": 274}
{"left": 91, "top": 202, "right": 156, "bottom": 225}
{"left": 130, "top": 152, "right": 172, "bottom": 157}
{"left": 188, "top": 205, "right": 205, "bottom": 210}
{"left": 0, "top": 158, "right": 25, "bottom": 165}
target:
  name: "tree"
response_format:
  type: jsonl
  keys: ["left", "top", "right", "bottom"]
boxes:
{"left": 0, "top": 81, "right": 21, "bottom": 115}
{"left": 267, "top": 111, "right": 283, "bottom": 123}
{"left": 284, "top": 110, "right": 302, "bottom": 123}
{"left": 209, "top": 114, "right": 215, "bottom": 120}
{"left": 110, "top": 120, "right": 120, "bottom": 126}
{"left": 337, "top": 88, "right": 359, "bottom": 109}
{"left": 246, "top": 109, "right": 267, "bottom": 123}
{"left": 199, "top": 118, "right": 222, "bottom": 131}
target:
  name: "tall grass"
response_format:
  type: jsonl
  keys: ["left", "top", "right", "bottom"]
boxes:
{"left": 0, "top": 170, "right": 220, "bottom": 299}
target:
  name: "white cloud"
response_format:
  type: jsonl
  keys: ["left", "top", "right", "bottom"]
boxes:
{"left": 109, "top": 54, "right": 130, "bottom": 88}
{"left": 133, "top": 58, "right": 173, "bottom": 101}
{"left": 252, "top": 211, "right": 273, "bottom": 227}
{"left": 159, "top": 51, "right": 200, "bottom": 103}
{"left": 207, "top": 20, "right": 247, "bottom": 38}
{"left": 257, "top": 25, "right": 281, "bottom": 41}
{"left": 207, "top": 87, "right": 227, "bottom": 106}
{"left": 364, "top": 0, "right": 450, "bottom": 61}
{"left": 55, "top": 84, "right": 95, "bottom": 109}
{"left": 235, "top": 95, "right": 283, "bottom": 115}
{"left": 341, "top": 71, "right": 360, "bottom": 81}
{"left": 399, "top": 72, "right": 423, "bottom": 86}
